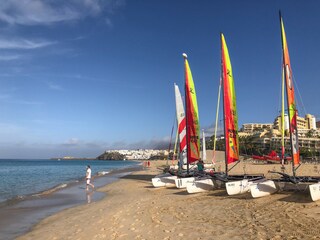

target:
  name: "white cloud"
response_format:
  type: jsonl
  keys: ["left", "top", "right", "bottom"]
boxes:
{"left": 0, "top": 93, "right": 11, "bottom": 99}
{"left": 0, "top": 122, "right": 28, "bottom": 142}
{"left": 0, "top": 54, "right": 22, "bottom": 61}
{"left": 0, "top": 38, "right": 55, "bottom": 49}
{"left": 65, "top": 138, "right": 80, "bottom": 145}
{"left": 0, "top": 139, "right": 107, "bottom": 158}
{"left": 11, "top": 99, "right": 44, "bottom": 105}
{"left": 46, "top": 81, "right": 63, "bottom": 91}
{"left": 0, "top": 0, "right": 82, "bottom": 25}
{"left": 202, "top": 124, "right": 223, "bottom": 137}
{"left": 0, "top": 135, "right": 177, "bottom": 159}
{"left": 105, "top": 17, "right": 113, "bottom": 28}
{"left": 0, "top": 93, "right": 43, "bottom": 105}
{"left": 0, "top": 0, "right": 125, "bottom": 26}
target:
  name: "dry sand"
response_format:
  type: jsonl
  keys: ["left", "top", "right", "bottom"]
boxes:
{"left": 18, "top": 151, "right": 320, "bottom": 240}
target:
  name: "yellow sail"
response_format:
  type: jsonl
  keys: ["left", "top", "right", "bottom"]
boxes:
{"left": 221, "top": 33, "right": 239, "bottom": 164}
{"left": 183, "top": 53, "right": 200, "bottom": 163}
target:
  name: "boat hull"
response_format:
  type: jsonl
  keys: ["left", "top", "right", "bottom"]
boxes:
{"left": 152, "top": 174, "right": 177, "bottom": 188}
{"left": 309, "top": 182, "right": 320, "bottom": 201}
{"left": 175, "top": 177, "right": 195, "bottom": 189}
{"left": 186, "top": 177, "right": 214, "bottom": 193}
{"left": 226, "top": 179, "right": 251, "bottom": 195}
{"left": 250, "top": 180, "right": 277, "bottom": 198}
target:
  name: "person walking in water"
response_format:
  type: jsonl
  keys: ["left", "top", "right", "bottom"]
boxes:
{"left": 86, "top": 165, "right": 95, "bottom": 191}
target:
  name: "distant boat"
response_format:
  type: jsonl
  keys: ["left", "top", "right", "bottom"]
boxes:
{"left": 252, "top": 151, "right": 292, "bottom": 163}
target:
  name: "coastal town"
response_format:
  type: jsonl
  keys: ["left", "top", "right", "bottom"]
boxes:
{"left": 92, "top": 113, "right": 320, "bottom": 161}
{"left": 97, "top": 149, "right": 170, "bottom": 160}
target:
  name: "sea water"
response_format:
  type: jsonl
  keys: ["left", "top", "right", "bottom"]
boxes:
{"left": 0, "top": 159, "right": 139, "bottom": 203}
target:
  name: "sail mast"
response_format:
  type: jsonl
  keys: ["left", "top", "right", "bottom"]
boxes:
{"left": 279, "top": 12, "right": 300, "bottom": 177}
{"left": 167, "top": 119, "right": 175, "bottom": 167}
{"left": 281, "top": 67, "right": 285, "bottom": 165}
{"left": 221, "top": 35, "right": 228, "bottom": 174}
{"left": 202, "top": 130, "right": 207, "bottom": 161}
{"left": 184, "top": 54, "right": 190, "bottom": 174}
{"left": 183, "top": 53, "right": 200, "bottom": 174}
{"left": 212, "top": 78, "right": 222, "bottom": 164}
{"left": 172, "top": 127, "right": 179, "bottom": 165}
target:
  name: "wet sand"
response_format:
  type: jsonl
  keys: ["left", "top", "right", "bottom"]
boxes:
{"left": 17, "top": 151, "right": 320, "bottom": 240}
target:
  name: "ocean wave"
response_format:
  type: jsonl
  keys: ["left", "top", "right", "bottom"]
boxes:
{"left": 98, "top": 171, "right": 110, "bottom": 176}
{"left": 32, "top": 183, "right": 68, "bottom": 197}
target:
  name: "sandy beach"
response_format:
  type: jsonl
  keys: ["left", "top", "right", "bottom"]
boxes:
{"left": 18, "top": 151, "right": 320, "bottom": 240}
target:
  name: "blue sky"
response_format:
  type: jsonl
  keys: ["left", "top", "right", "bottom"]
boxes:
{"left": 0, "top": 0, "right": 319, "bottom": 158}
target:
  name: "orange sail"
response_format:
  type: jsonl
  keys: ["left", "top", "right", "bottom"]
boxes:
{"left": 183, "top": 53, "right": 200, "bottom": 164}
{"left": 220, "top": 33, "right": 239, "bottom": 165}
{"left": 280, "top": 14, "right": 300, "bottom": 167}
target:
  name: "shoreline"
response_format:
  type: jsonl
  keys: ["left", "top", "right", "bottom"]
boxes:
{"left": 0, "top": 161, "right": 142, "bottom": 207}
{"left": 0, "top": 163, "right": 143, "bottom": 240}
{"left": 16, "top": 157, "right": 320, "bottom": 240}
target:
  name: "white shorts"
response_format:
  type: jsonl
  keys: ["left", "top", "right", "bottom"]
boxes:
{"left": 86, "top": 178, "right": 91, "bottom": 184}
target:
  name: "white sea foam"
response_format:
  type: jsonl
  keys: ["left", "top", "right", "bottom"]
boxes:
{"left": 98, "top": 171, "right": 110, "bottom": 176}
{"left": 32, "top": 183, "right": 69, "bottom": 197}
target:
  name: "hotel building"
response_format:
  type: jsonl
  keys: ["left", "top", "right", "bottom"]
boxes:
{"left": 240, "top": 114, "right": 320, "bottom": 154}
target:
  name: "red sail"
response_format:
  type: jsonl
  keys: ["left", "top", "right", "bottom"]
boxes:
{"left": 183, "top": 54, "right": 200, "bottom": 164}
{"left": 221, "top": 33, "right": 239, "bottom": 165}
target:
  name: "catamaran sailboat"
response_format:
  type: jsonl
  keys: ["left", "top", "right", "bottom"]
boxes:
{"left": 152, "top": 54, "right": 204, "bottom": 188}
{"left": 251, "top": 12, "right": 320, "bottom": 199}
{"left": 186, "top": 33, "right": 264, "bottom": 194}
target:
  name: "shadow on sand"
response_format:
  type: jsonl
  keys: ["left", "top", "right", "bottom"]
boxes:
{"left": 173, "top": 190, "right": 191, "bottom": 196}
{"left": 207, "top": 190, "right": 228, "bottom": 197}
{"left": 277, "top": 190, "right": 313, "bottom": 203}
{"left": 120, "top": 174, "right": 153, "bottom": 182}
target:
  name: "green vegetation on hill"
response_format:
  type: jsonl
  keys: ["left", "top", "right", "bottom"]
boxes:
{"left": 97, "top": 152, "right": 125, "bottom": 160}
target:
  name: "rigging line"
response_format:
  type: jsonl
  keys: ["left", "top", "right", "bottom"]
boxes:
{"left": 277, "top": 61, "right": 283, "bottom": 116}
{"left": 227, "top": 160, "right": 241, "bottom": 173}
{"left": 212, "top": 77, "right": 222, "bottom": 164}
{"left": 172, "top": 126, "right": 179, "bottom": 166}
{"left": 167, "top": 112, "right": 176, "bottom": 166}
{"left": 291, "top": 71, "right": 307, "bottom": 116}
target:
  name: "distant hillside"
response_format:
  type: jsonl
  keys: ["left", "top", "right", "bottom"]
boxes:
{"left": 97, "top": 152, "right": 125, "bottom": 160}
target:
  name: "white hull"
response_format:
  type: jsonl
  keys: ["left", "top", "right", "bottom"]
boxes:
{"left": 250, "top": 180, "right": 277, "bottom": 198}
{"left": 186, "top": 177, "right": 214, "bottom": 193}
{"left": 309, "top": 182, "right": 320, "bottom": 201}
{"left": 152, "top": 174, "right": 177, "bottom": 188}
{"left": 175, "top": 177, "right": 195, "bottom": 189}
{"left": 226, "top": 179, "right": 251, "bottom": 195}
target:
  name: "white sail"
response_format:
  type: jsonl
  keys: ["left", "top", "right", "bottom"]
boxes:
{"left": 202, "top": 130, "right": 206, "bottom": 161}
{"left": 174, "top": 83, "right": 187, "bottom": 166}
